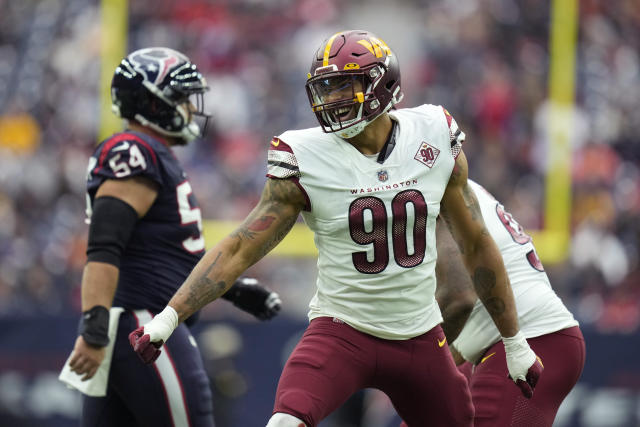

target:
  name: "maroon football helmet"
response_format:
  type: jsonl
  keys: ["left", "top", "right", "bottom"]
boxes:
{"left": 305, "top": 30, "right": 404, "bottom": 138}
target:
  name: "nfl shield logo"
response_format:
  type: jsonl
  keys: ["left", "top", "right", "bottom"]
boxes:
{"left": 377, "top": 170, "right": 389, "bottom": 182}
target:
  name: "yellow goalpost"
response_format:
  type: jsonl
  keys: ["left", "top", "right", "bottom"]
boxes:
{"left": 98, "top": 0, "right": 128, "bottom": 142}
{"left": 528, "top": 0, "right": 578, "bottom": 263}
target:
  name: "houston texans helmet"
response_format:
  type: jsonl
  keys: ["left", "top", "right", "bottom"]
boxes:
{"left": 305, "top": 30, "right": 404, "bottom": 138}
{"left": 111, "top": 47, "right": 210, "bottom": 143}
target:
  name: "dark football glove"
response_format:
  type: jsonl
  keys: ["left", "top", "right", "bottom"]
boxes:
{"left": 222, "top": 277, "right": 282, "bottom": 320}
{"left": 128, "top": 306, "right": 178, "bottom": 364}
{"left": 509, "top": 356, "right": 544, "bottom": 399}
{"left": 128, "top": 327, "right": 163, "bottom": 364}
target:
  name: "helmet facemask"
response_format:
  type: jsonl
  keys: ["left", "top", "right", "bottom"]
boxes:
{"left": 137, "top": 70, "right": 210, "bottom": 144}
{"left": 306, "top": 60, "right": 399, "bottom": 139}
{"left": 177, "top": 91, "right": 209, "bottom": 143}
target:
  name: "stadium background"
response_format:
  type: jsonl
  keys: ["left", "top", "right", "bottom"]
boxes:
{"left": 0, "top": 0, "right": 638, "bottom": 425}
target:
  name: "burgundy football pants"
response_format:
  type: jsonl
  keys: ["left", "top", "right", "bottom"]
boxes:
{"left": 399, "top": 326, "right": 584, "bottom": 427}
{"left": 469, "top": 326, "right": 585, "bottom": 427}
{"left": 273, "top": 317, "right": 473, "bottom": 427}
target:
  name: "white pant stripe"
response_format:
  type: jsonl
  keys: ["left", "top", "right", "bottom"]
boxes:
{"left": 134, "top": 310, "right": 190, "bottom": 427}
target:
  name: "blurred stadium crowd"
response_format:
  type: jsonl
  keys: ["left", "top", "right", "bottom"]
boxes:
{"left": 0, "top": 0, "right": 639, "bottom": 336}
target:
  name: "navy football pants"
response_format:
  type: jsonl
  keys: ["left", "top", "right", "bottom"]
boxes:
{"left": 82, "top": 310, "right": 215, "bottom": 427}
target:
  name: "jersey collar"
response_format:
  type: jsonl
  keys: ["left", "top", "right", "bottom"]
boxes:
{"left": 375, "top": 118, "right": 398, "bottom": 164}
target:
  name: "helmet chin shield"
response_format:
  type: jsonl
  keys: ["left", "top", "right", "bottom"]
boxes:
{"left": 180, "top": 122, "right": 203, "bottom": 143}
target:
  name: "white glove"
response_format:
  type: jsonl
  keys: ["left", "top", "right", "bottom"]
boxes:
{"left": 502, "top": 331, "right": 543, "bottom": 398}
{"left": 503, "top": 331, "right": 535, "bottom": 381}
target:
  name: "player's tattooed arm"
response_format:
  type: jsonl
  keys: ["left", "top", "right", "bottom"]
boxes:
{"left": 169, "top": 178, "right": 305, "bottom": 322}
{"left": 231, "top": 178, "right": 305, "bottom": 260}
{"left": 434, "top": 218, "right": 476, "bottom": 342}
{"left": 440, "top": 150, "right": 519, "bottom": 337}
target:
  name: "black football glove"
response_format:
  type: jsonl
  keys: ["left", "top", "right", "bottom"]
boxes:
{"left": 222, "top": 277, "right": 282, "bottom": 320}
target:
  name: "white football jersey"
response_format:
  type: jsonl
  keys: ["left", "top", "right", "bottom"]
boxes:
{"left": 267, "top": 104, "right": 464, "bottom": 339}
{"left": 452, "top": 180, "right": 579, "bottom": 363}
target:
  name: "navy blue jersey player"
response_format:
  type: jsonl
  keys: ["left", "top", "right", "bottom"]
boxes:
{"left": 65, "top": 47, "right": 281, "bottom": 427}
{"left": 86, "top": 130, "right": 206, "bottom": 313}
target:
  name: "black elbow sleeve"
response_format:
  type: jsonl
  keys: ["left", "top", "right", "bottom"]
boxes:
{"left": 86, "top": 196, "right": 139, "bottom": 267}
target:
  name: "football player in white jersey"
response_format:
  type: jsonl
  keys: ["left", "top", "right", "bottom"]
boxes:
{"left": 429, "top": 180, "right": 585, "bottom": 426}
{"left": 129, "top": 30, "right": 543, "bottom": 426}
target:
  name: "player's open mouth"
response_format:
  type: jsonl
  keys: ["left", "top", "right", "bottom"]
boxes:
{"left": 335, "top": 106, "right": 354, "bottom": 120}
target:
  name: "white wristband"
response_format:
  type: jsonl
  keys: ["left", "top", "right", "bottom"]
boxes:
{"left": 145, "top": 306, "right": 179, "bottom": 343}
{"left": 502, "top": 330, "right": 527, "bottom": 349}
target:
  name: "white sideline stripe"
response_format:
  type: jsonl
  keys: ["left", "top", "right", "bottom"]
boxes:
{"left": 134, "top": 310, "right": 190, "bottom": 427}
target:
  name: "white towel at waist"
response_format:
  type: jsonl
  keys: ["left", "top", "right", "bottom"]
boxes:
{"left": 58, "top": 307, "right": 125, "bottom": 397}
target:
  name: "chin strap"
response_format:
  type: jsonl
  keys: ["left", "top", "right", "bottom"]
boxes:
{"left": 180, "top": 122, "right": 201, "bottom": 142}
{"left": 133, "top": 111, "right": 200, "bottom": 143}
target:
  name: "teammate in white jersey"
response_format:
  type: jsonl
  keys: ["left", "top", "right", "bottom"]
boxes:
{"left": 430, "top": 180, "right": 585, "bottom": 426}
{"left": 129, "top": 30, "right": 543, "bottom": 426}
